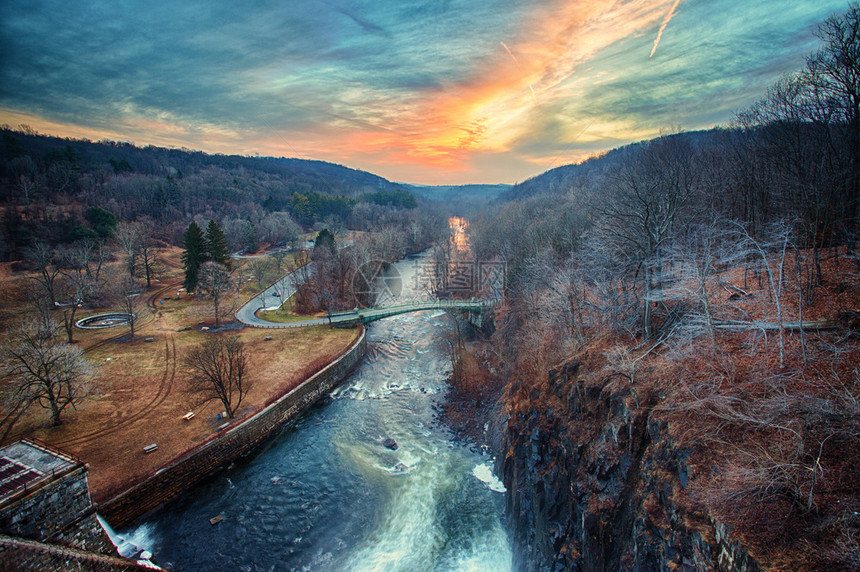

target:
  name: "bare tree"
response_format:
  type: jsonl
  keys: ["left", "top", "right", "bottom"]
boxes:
{"left": 199, "top": 261, "right": 233, "bottom": 328}
{"left": 27, "top": 242, "right": 60, "bottom": 306}
{"left": 260, "top": 212, "right": 301, "bottom": 246}
{"left": 290, "top": 250, "right": 314, "bottom": 311}
{"left": 58, "top": 238, "right": 107, "bottom": 282}
{"left": 232, "top": 259, "right": 248, "bottom": 295}
{"left": 114, "top": 221, "right": 141, "bottom": 280}
{"left": 111, "top": 273, "right": 145, "bottom": 339}
{"left": 807, "top": 2, "right": 860, "bottom": 230}
{"left": 271, "top": 250, "right": 289, "bottom": 275}
{"left": 184, "top": 335, "right": 250, "bottom": 419}
{"left": 735, "top": 4, "right": 860, "bottom": 261}
{"left": 248, "top": 257, "right": 271, "bottom": 291}
{"left": 136, "top": 219, "right": 161, "bottom": 288}
{"left": 57, "top": 271, "right": 96, "bottom": 344}
{"left": 598, "top": 134, "right": 699, "bottom": 337}
{"left": 27, "top": 289, "right": 55, "bottom": 340}
{"left": 1, "top": 323, "right": 95, "bottom": 427}
{"left": 17, "top": 174, "right": 38, "bottom": 205}
{"left": 733, "top": 221, "right": 793, "bottom": 368}
{"left": 663, "top": 219, "right": 746, "bottom": 342}
{"left": 737, "top": 76, "right": 843, "bottom": 286}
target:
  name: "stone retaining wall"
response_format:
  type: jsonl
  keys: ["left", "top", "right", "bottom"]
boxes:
{"left": 0, "top": 464, "right": 114, "bottom": 556}
{"left": 99, "top": 328, "right": 367, "bottom": 529}
{"left": 0, "top": 535, "right": 153, "bottom": 571}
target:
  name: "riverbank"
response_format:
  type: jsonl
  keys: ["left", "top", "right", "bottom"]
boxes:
{"left": 0, "top": 247, "right": 363, "bottom": 527}
{"left": 99, "top": 327, "right": 366, "bottom": 528}
{"left": 438, "top": 337, "right": 506, "bottom": 452}
{"left": 122, "top": 252, "right": 513, "bottom": 571}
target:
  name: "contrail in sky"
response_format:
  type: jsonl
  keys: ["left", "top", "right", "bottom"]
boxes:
{"left": 650, "top": 0, "right": 682, "bottom": 57}
{"left": 500, "top": 41, "right": 519, "bottom": 65}
{"left": 500, "top": 41, "right": 537, "bottom": 101}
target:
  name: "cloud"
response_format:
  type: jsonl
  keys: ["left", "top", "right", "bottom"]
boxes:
{"left": 0, "top": 0, "right": 851, "bottom": 184}
{"left": 650, "top": 0, "right": 683, "bottom": 57}
{"left": 326, "top": 1, "right": 391, "bottom": 37}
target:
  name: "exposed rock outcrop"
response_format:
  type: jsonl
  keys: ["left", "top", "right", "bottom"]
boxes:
{"left": 501, "top": 359, "right": 759, "bottom": 571}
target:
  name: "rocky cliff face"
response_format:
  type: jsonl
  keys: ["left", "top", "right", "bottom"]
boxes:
{"left": 500, "top": 359, "right": 759, "bottom": 571}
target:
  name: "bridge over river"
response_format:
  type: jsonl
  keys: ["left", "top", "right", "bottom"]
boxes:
{"left": 233, "top": 260, "right": 495, "bottom": 329}
{"left": 237, "top": 297, "right": 492, "bottom": 329}
{"left": 127, "top": 250, "right": 513, "bottom": 571}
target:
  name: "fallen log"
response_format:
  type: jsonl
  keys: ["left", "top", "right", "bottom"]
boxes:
{"left": 712, "top": 319, "right": 837, "bottom": 331}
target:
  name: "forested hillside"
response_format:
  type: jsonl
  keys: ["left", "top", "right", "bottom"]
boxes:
{"left": 0, "top": 129, "right": 433, "bottom": 260}
{"left": 460, "top": 6, "right": 860, "bottom": 570}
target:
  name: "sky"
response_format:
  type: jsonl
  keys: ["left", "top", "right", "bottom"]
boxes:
{"left": 0, "top": 0, "right": 850, "bottom": 185}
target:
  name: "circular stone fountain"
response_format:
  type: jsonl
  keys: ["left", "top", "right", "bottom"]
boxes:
{"left": 75, "top": 313, "right": 136, "bottom": 329}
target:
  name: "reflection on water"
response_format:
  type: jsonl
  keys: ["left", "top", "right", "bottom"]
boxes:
{"left": 448, "top": 216, "right": 471, "bottom": 256}
{"left": 121, "top": 254, "right": 513, "bottom": 571}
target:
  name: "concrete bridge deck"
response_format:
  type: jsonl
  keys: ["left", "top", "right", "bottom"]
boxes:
{"left": 237, "top": 297, "right": 492, "bottom": 329}
{"left": 234, "top": 265, "right": 494, "bottom": 329}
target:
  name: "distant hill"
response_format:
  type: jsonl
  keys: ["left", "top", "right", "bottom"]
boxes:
{"left": 406, "top": 184, "right": 511, "bottom": 201}
{"left": 0, "top": 128, "right": 427, "bottom": 258}
{"left": 276, "top": 158, "right": 401, "bottom": 192}
{"left": 0, "top": 129, "right": 402, "bottom": 197}
{"left": 499, "top": 129, "right": 720, "bottom": 202}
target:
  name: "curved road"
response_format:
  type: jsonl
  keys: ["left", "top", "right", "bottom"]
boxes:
{"left": 234, "top": 264, "right": 491, "bottom": 329}
{"left": 235, "top": 264, "right": 313, "bottom": 327}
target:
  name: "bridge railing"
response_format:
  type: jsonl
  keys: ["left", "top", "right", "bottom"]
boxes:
{"left": 358, "top": 298, "right": 493, "bottom": 313}
{"left": 247, "top": 297, "right": 499, "bottom": 329}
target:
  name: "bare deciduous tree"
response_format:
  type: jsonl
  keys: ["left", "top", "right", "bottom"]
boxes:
{"left": 110, "top": 273, "right": 145, "bottom": 339}
{"left": 115, "top": 220, "right": 161, "bottom": 286}
{"left": 248, "top": 257, "right": 271, "bottom": 291}
{"left": 137, "top": 219, "right": 161, "bottom": 288}
{"left": 598, "top": 134, "right": 699, "bottom": 337}
{"left": 199, "top": 261, "right": 233, "bottom": 328}
{"left": 57, "top": 271, "right": 96, "bottom": 344}
{"left": 271, "top": 250, "right": 289, "bottom": 274}
{"left": 232, "top": 259, "right": 247, "bottom": 295}
{"left": 27, "top": 242, "right": 60, "bottom": 306}
{"left": 184, "top": 335, "right": 250, "bottom": 419}
{"left": 1, "top": 323, "right": 95, "bottom": 428}
{"left": 114, "top": 221, "right": 141, "bottom": 280}
{"left": 58, "top": 238, "right": 107, "bottom": 281}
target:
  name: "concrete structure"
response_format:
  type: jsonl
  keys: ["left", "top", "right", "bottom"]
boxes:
{"left": 234, "top": 263, "right": 495, "bottom": 329}
{"left": 0, "top": 438, "right": 153, "bottom": 570}
{"left": 327, "top": 299, "right": 491, "bottom": 328}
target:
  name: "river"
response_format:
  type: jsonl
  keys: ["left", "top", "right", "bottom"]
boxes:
{"left": 120, "top": 252, "right": 513, "bottom": 571}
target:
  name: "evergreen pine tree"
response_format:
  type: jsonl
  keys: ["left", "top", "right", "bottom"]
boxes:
{"left": 181, "top": 221, "right": 206, "bottom": 291}
{"left": 313, "top": 228, "right": 336, "bottom": 259}
{"left": 242, "top": 217, "right": 258, "bottom": 253}
{"left": 205, "top": 220, "right": 231, "bottom": 269}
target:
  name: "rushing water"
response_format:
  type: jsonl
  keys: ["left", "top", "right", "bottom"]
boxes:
{"left": 121, "top": 253, "right": 513, "bottom": 571}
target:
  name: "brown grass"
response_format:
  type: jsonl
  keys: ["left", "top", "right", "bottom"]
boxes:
{"left": 0, "top": 246, "right": 359, "bottom": 502}
{"left": 645, "top": 251, "right": 859, "bottom": 570}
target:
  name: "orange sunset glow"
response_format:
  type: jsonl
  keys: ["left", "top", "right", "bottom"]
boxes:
{"left": 0, "top": 0, "right": 847, "bottom": 184}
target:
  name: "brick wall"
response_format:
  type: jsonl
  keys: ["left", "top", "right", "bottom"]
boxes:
{"left": 0, "top": 466, "right": 115, "bottom": 556}
{"left": 99, "top": 328, "right": 367, "bottom": 529}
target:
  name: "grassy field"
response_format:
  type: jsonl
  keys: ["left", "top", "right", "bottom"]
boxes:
{"left": 0, "top": 246, "right": 359, "bottom": 502}
{"left": 256, "top": 293, "right": 322, "bottom": 323}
